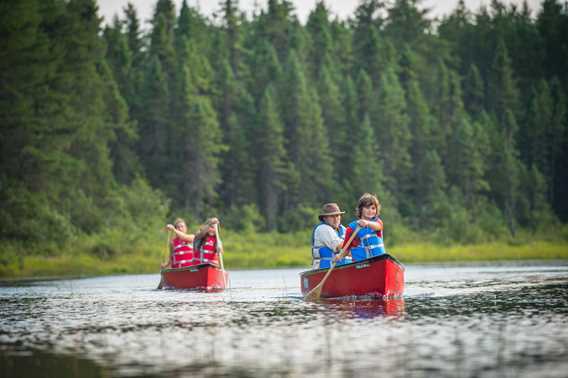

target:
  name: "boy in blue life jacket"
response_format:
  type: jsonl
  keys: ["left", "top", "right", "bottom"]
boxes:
{"left": 311, "top": 203, "right": 352, "bottom": 269}
{"left": 342, "top": 193, "right": 386, "bottom": 261}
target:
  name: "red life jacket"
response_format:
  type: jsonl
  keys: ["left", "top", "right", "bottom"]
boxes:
{"left": 199, "top": 235, "right": 219, "bottom": 265}
{"left": 171, "top": 237, "right": 195, "bottom": 268}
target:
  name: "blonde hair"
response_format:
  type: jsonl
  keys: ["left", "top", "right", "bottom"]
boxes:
{"left": 174, "top": 218, "right": 186, "bottom": 229}
{"left": 356, "top": 193, "right": 381, "bottom": 218}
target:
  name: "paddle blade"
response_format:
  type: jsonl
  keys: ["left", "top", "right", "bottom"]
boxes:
{"left": 304, "top": 284, "right": 323, "bottom": 301}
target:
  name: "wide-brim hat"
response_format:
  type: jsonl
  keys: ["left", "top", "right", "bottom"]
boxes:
{"left": 318, "top": 203, "right": 345, "bottom": 220}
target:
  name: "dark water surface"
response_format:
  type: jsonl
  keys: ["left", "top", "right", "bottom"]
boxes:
{"left": 1, "top": 262, "right": 568, "bottom": 377}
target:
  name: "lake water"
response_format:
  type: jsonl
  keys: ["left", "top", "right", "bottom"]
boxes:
{"left": 1, "top": 261, "right": 568, "bottom": 377}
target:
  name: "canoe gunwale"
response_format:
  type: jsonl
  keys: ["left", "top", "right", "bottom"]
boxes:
{"left": 300, "top": 253, "right": 405, "bottom": 278}
{"left": 160, "top": 262, "right": 222, "bottom": 274}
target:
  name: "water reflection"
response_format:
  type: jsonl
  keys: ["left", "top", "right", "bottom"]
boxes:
{"left": 323, "top": 298, "right": 405, "bottom": 319}
{"left": 1, "top": 264, "right": 567, "bottom": 377}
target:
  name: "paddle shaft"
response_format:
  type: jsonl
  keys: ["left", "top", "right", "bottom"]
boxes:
{"left": 304, "top": 225, "right": 361, "bottom": 301}
{"left": 157, "top": 230, "right": 172, "bottom": 289}
{"left": 214, "top": 223, "right": 227, "bottom": 288}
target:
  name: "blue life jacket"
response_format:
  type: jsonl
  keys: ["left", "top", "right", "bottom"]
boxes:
{"left": 311, "top": 222, "right": 350, "bottom": 269}
{"left": 348, "top": 219, "right": 385, "bottom": 261}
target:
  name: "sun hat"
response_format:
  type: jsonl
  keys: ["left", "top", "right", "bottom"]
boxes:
{"left": 318, "top": 203, "right": 345, "bottom": 220}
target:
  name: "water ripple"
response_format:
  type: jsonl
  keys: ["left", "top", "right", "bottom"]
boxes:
{"left": 1, "top": 263, "right": 568, "bottom": 377}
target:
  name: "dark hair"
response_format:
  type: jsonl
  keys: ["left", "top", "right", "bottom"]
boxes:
{"left": 193, "top": 218, "right": 217, "bottom": 250}
{"left": 356, "top": 193, "right": 381, "bottom": 218}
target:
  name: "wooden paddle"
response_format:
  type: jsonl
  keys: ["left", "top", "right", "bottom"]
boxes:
{"left": 304, "top": 225, "right": 361, "bottom": 301}
{"left": 157, "top": 230, "right": 172, "bottom": 289}
{"left": 214, "top": 223, "right": 227, "bottom": 289}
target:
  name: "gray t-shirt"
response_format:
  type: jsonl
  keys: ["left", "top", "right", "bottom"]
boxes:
{"left": 313, "top": 223, "right": 344, "bottom": 251}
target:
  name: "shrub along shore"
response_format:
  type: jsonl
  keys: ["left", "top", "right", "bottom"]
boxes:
{"left": 1, "top": 230, "right": 567, "bottom": 280}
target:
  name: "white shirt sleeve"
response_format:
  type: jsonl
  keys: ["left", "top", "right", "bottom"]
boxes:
{"left": 313, "top": 224, "right": 344, "bottom": 251}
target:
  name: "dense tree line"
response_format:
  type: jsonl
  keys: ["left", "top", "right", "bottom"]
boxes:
{"left": 1, "top": 0, "right": 567, "bottom": 248}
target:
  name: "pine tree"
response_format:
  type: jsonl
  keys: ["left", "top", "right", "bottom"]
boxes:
{"left": 0, "top": 0, "right": 70, "bottom": 241}
{"left": 537, "top": 0, "right": 568, "bottom": 89}
{"left": 337, "top": 75, "right": 359, "bottom": 182}
{"left": 122, "top": 2, "right": 145, "bottom": 119}
{"left": 280, "top": 51, "right": 334, "bottom": 206}
{"left": 486, "top": 115, "right": 521, "bottom": 235}
{"left": 385, "top": 0, "right": 431, "bottom": 47}
{"left": 124, "top": 2, "right": 143, "bottom": 63}
{"left": 246, "top": 40, "right": 282, "bottom": 106}
{"left": 352, "top": 0, "right": 391, "bottom": 83}
{"left": 447, "top": 115, "right": 489, "bottom": 207}
{"left": 522, "top": 80, "right": 553, "bottom": 172}
{"left": 489, "top": 38, "right": 519, "bottom": 144}
{"left": 176, "top": 61, "right": 224, "bottom": 216}
{"left": 306, "top": 1, "right": 334, "bottom": 79}
{"left": 317, "top": 65, "right": 346, "bottom": 173}
{"left": 549, "top": 78, "right": 568, "bottom": 218}
{"left": 399, "top": 48, "right": 444, "bottom": 218}
{"left": 137, "top": 56, "right": 170, "bottom": 188}
{"left": 374, "top": 65, "right": 412, "bottom": 198}
{"left": 103, "top": 17, "right": 131, "bottom": 98}
{"left": 216, "top": 60, "right": 256, "bottom": 208}
{"left": 99, "top": 61, "right": 141, "bottom": 184}
{"left": 255, "top": 86, "right": 289, "bottom": 229}
{"left": 357, "top": 70, "right": 374, "bottom": 122}
{"left": 349, "top": 115, "right": 384, "bottom": 198}
{"left": 463, "top": 63, "right": 485, "bottom": 117}
{"left": 177, "top": 0, "right": 209, "bottom": 52}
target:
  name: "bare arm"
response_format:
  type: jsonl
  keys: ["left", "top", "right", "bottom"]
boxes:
{"left": 166, "top": 224, "right": 195, "bottom": 242}
{"left": 356, "top": 219, "right": 383, "bottom": 232}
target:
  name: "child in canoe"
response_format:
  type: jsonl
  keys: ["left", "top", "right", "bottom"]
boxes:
{"left": 342, "top": 193, "right": 386, "bottom": 261}
{"left": 193, "top": 217, "right": 224, "bottom": 266}
{"left": 165, "top": 218, "right": 196, "bottom": 268}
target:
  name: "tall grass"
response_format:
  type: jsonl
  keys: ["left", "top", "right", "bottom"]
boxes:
{"left": 1, "top": 229, "right": 567, "bottom": 280}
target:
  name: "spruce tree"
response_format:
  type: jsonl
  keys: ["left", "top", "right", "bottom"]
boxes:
{"left": 463, "top": 63, "right": 485, "bottom": 117}
{"left": 280, "top": 51, "right": 334, "bottom": 206}
{"left": 177, "top": 61, "right": 224, "bottom": 216}
{"left": 256, "top": 86, "right": 289, "bottom": 229}
{"left": 317, "top": 65, "right": 346, "bottom": 173}
{"left": 349, "top": 115, "right": 384, "bottom": 199}
{"left": 385, "top": 0, "right": 431, "bottom": 47}
{"left": 489, "top": 38, "right": 519, "bottom": 144}
{"left": 0, "top": 0, "right": 69, "bottom": 241}
{"left": 374, "top": 65, "right": 412, "bottom": 199}
{"left": 306, "top": 1, "right": 334, "bottom": 79}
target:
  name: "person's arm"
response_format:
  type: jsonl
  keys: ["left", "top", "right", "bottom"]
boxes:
{"left": 166, "top": 224, "right": 195, "bottom": 242}
{"left": 356, "top": 218, "right": 383, "bottom": 232}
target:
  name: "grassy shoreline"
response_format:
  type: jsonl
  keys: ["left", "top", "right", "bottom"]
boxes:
{"left": 1, "top": 239, "right": 567, "bottom": 281}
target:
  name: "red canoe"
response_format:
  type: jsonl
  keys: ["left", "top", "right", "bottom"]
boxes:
{"left": 160, "top": 263, "right": 228, "bottom": 292}
{"left": 300, "top": 254, "right": 405, "bottom": 299}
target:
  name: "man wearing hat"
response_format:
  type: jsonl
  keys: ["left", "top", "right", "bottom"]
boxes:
{"left": 311, "top": 203, "right": 350, "bottom": 269}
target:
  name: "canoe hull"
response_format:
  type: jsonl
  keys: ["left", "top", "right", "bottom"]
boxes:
{"left": 160, "top": 263, "right": 228, "bottom": 292}
{"left": 300, "top": 254, "right": 404, "bottom": 299}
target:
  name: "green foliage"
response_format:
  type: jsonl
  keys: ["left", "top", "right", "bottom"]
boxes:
{"left": 223, "top": 203, "right": 266, "bottom": 233}
{"left": 278, "top": 206, "right": 319, "bottom": 232}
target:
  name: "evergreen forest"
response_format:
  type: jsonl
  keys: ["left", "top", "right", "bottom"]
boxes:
{"left": 2, "top": 0, "right": 568, "bottom": 268}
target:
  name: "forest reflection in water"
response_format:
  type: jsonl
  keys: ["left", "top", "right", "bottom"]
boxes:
{"left": 1, "top": 263, "right": 567, "bottom": 377}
